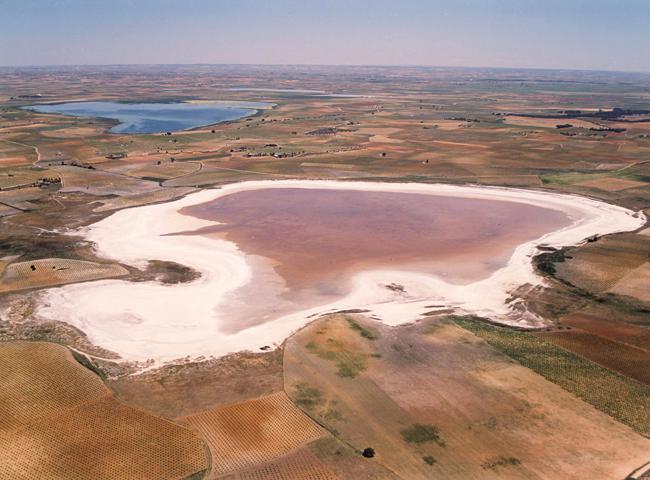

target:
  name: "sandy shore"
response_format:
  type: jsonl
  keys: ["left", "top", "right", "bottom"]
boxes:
{"left": 34, "top": 180, "right": 645, "bottom": 364}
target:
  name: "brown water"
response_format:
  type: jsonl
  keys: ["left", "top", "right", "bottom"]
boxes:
{"left": 178, "top": 188, "right": 571, "bottom": 332}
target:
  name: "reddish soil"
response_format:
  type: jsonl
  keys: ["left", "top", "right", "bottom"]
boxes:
{"left": 536, "top": 330, "right": 650, "bottom": 385}
{"left": 561, "top": 313, "right": 650, "bottom": 351}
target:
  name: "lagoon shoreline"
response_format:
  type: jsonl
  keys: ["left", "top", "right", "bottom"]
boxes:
{"left": 35, "top": 180, "right": 645, "bottom": 364}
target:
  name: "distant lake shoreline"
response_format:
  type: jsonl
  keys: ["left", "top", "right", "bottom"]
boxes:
{"left": 24, "top": 100, "right": 273, "bottom": 134}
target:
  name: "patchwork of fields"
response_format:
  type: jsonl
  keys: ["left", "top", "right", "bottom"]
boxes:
{"left": 455, "top": 316, "right": 650, "bottom": 436}
{"left": 284, "top": 314, "right": 650, "bottom": 480}
{"left": 1, "top": 66, "right": 649, "bottom": 479}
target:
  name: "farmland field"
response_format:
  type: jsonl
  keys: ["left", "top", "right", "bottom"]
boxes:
{"left": 455, "top": 316, "right": 650, "bottom": 436}
{"left": 284, "top": 314, "right": 650, "bottom": 479}
{"left": 0, "top": 341, "right": 209, "bottom": 480}
{"left": 307, "top": 437, "right": 398, "bottom": 480}
{"left": 608, "top": 262, "right": 650, "bottom": 303}
{"left": 107, "top": 348, "right": 285, "bottom": 419}
{"left": 561, "top": 312, "right": 650, "bottom": 349}
{"left": 536, "top": 330, "right": 650, "bottom": 385}
{"left": 182, "top": 392, "right": 325, "bottom": 478}
{"left": 553, "top": 233, "right": 650, "bottom": 294}
{"left": 126, "top": 160, "right": 202, "bottom": 181}
{"left": 0, "top": 167, "right": 61, "bottom": 189}
{"left": 0, "top": 257, "right": 128, "bottom": 292}
{"left": 92, "top": 186, "right": 197, "bottom": 212}
{"left": 52, "top": 165, "right": 159, "bottom": 196}
{"left": 218, "top": 447, "right": 339, "bottom": 480}
{"left": 1, "top": 64, "right": 650, "bottom": 479}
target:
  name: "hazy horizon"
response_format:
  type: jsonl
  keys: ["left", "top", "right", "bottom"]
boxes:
{"left": 3, "top": 63, "right": 650, "bottom": 76}
{"left": 2, "top": 0, "right": 649, "bottom": 72}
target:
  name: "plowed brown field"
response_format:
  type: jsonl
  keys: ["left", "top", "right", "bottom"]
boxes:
{"left": 536, "top": 330, "right": 650, "bottom": 385}
{"left": 561, "top": 313, "right": 650, "bottom": 350}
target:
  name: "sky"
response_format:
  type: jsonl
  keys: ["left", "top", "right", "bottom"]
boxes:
{"left": 1, "top": 0, "right": 649, "bottom": 72}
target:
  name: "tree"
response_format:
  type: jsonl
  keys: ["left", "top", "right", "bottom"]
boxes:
{"left": 362, "top": 447, "right": 375, "bottom": 458}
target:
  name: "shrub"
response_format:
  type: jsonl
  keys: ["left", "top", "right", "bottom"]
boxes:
{"left": 401, "top": 424, "right": 445, "bottom": 446}
{"left": 293, "top": 382, "right": 323, "bottom": 410}
{"left": 346, "top": 318, "right": 379, "bottom": 340}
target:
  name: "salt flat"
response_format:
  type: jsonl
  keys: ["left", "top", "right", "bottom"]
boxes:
{"left": 34, "top": 180, "right": 645, "bottom": 364}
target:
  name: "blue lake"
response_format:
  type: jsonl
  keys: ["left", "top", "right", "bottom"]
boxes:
{"left": 25, "top": 101, "right": 272, "bottom": 134}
